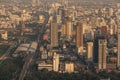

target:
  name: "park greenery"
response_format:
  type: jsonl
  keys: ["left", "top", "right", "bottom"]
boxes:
{"left": 0, "top": 57, "right": 24, "bottom": 80}
{"left": 24, "top": 64, "right": 120, "bottom": 80}
{"left": 0, "top": 44, "right": 10, "bottom": 56}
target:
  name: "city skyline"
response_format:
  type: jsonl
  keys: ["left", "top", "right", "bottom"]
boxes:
{"left": 0, "top": 0, "right": 120, "bottom": 80}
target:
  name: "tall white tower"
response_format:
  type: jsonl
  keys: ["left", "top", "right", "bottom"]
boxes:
{"left": 53, "top": 52, "right": 59, "bottom": 72}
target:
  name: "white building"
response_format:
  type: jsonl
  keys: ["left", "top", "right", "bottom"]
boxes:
{"left": 38, "top": 62, "right": 53, "bottom": 71}
{"left": 87, "top": 42, "right": 93, "bottom": 62}
{"left": 53, "top": 52, "right": 59, "bottom": 72}
{"left": 65, "top": 62, "right": 74, "bottom": 73}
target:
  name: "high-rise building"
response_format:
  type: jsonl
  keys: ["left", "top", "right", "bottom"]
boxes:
{"left": 101, "top": 26, "right": 107, "bottom": 37}
{"left": 66, "top": 21, "right": 72, "bottom": 40}
{"left": 57, "top": 15, "right": 61, "bottom": 23}
{"left": 87, "top": 42, "right": 93, "bottom": 62}
{"left": 76, "top": 23, "right": 83, "bottom": 54}
{"left": 117, "top": 26, "right": 120, "bottom": 68}
{"left": 65, "top": 62, "right": 74, "bottom": 73}
{"left": 101, "top": 26, "right": 107, "bottom": 34}
{"left": 61, "top": 17, "right": 72, "bottom": 39}
{"left": 76, "top": 23, "right": 83, "bottom": 47}
{"left": 50, "top": 20, "right": 58, "bottom": 47}
{"left": 53, "top": 53, "right": 59, "bottom": 72}
{"left": 61, "top": 23, "right": 67, "bottom": 36}
{"left": 57, "top": 6, "right": 65, "bottom": 19}
{"left": 98, "top": 39, "right": 107, "bottom": 70}
{"left": 93, "top": 35, "right": 105, "bottom": 63}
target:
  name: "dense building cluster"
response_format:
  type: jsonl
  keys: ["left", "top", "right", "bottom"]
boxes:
{"left": 0, "top": 0, "right": 120, "bottom": 80}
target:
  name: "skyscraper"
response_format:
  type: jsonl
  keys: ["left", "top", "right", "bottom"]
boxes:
{"left": 50, "top": 20, "right": 58, "bottom": 48}
{"left": 87, "top": 42, "right": 93, "bottom": 62}
{"left": 66, "top": 20, "right": 72, "bottom": 40}
{"left": 101, "top": 26, "right": 107, "bottom": 37}
{"left": 93, "top": 36, "right": 105, "bottom": 63}
{"left": 53, "top": 52, "right": 59, "bottom": 72}
{"left": 61, "top": 23, "right": 67, "bottom": 36}
{"left": 98, "top": 39, "right": 107, "bottom": 70}
{"left": 117, "top": 26, "right": 120, "bottom": 68}
{"left": 76, "top": 23, "right": 83, "bottom": 47}
{"left": 76, "top": 23, "right": 83, "bottom": 54}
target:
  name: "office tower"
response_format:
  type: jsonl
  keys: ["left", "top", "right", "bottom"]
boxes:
{"left": 76, "top": 23, "right": 83, "bottom": 47}
{"left": 65, "top": 62, "right": 74, "bottom": 73}
{"left": 101, "top": 26, "right": 107, "bottom": 34}
{"left": 53, "top": 53, "right": 59, "bottom": 72}
{"left": 62, "top": 23, "right": 67, "bottom": 36}
{"left": 58, "top": 6, "right": 65, "bottom": 20}
{"left": 50, "top": 20, "right": 58, "bottom": 47}
{"left": 66, "top": 21, "right": 72, "bottom": 40}
{"left": 101, "top": 26, "right": 107, "bottom": 37}
{"left": 93, "top": 36, "right": 105, "bottom": 63}
{"left": 87, "top": 42, "right": 93, "bottom": 62}
{"left": 76, "top": 23, "right": 83, "bottom": 54}
{"left": 117, "top": 26, "right": 120, "bottom": 68}
{"left": 98, "top": 39, "right": 107, "bottom": 70}
{"left": 56, "top": 15, "right": 61, "bottom": 23}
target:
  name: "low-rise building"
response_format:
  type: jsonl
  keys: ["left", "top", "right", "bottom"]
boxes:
{"left": 38, "top": 63, "right": 53, "bottom": 71}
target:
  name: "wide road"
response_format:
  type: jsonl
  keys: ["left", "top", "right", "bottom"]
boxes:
{"left": 18, "top": 54, "right": 34, "bottom": 80}
{"left": 18, "top": 12, "right": 49, "bottom": 80}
